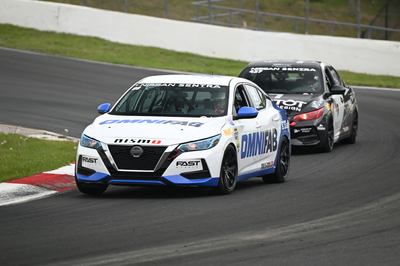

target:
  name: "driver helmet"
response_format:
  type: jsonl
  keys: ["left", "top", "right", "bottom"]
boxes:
{"left": 210, "top": 91, "right": 225, "bottom": 102}
{"left": 303, "top": 72, "right": 317, "bottom": 85}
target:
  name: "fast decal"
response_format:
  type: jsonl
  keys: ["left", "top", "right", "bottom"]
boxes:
{"left": 133, "top": 83, "right": 221, "bottom": 88}
{"left": 82, "top": 156, "right": 98, "bottom": 164}
{"left": 249, "top": 67, "right": 317, "bottom": 74}
{"left": 273, "top": 99, "right": 307, "bottom": 112}
{"left": 114, "top": 139, "right": 162, "bottom": 144}
{"left": 176, "top": 161, "right": 201, "bottom": 168}
{"left": 99, "top": 119, "right": 204, "bottom": 128}
{"left": 241, "top": 129, "right": 277, "bottom": 159}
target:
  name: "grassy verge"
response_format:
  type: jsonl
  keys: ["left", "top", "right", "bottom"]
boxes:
{"left": 1, "top": 24, "right": 399, "bottom": 88}
{"left": 0, "top": 133, "right": 78, "bottom": 183}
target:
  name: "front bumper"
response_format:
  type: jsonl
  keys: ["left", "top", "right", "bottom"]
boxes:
{"left": 75, "top": 144, "right": 221, "bottom": 187}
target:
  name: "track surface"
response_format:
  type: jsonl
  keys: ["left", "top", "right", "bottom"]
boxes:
{"left": 1, "top": 48, "right": 399, "bottom": 266}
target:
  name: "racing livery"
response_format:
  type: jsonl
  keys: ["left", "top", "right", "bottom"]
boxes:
{"left": 75, "top": 75, "right": 291, "bottom": 195}
{"left": 239, "top": 60, "right": 358, "bottom": 152}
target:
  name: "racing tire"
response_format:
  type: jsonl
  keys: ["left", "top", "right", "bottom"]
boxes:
{"left": 75, "top": 176, "right": 108, "bottom": 195}
{"left": 340, "top": 112, "right": 358, "bottom": 144}
{"left": 213, "top": 145, "right": 238, "bottom": 195}
{"left": 262, "top": 136, "right": 290, "bottom": 183}
{"left": 322, "top": 119, "right": 334, "bottom": 152}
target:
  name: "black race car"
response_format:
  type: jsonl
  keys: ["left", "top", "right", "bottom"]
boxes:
{"left": 239, "top": 60, "right": 358, "bottom": 152}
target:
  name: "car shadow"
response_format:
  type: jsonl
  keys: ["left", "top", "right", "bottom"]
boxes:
{"left": 74, "top": 177, "right": 276, "bottom": 199}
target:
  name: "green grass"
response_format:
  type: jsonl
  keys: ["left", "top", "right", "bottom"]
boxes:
{"left": 1, "top": 24, "right": 399, "bottom": 88}
{"left": 0, "top": 133, "right": 78, "bottom": 183}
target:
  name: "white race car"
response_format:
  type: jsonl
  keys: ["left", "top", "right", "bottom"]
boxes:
{"left": 75, "top": 74, "right": 291, "bottom": 195}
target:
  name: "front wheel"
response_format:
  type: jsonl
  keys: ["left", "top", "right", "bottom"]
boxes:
{"left": 213, "top": 145, "right": 238, "bottom": 195}
{"left": 262, "top": 136, "right": 290, "bottom": 183}
{"left": 75, "top": 176, "right": 108, "bottom": 195}
{"left": 340, "top": 111, "right": 358, "bottom": 144}
{"left": 322, "top": 119, "right": 334, "bottom": 152}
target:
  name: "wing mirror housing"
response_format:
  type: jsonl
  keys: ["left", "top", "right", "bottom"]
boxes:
{"left": 98, "top": 103, "right": 111, "bottom": 114}
{"left": 236, "top": 106, "right": 258, "bottom": 119}
{"left": 330, "top": 85, "right": 346, "bottom": 95}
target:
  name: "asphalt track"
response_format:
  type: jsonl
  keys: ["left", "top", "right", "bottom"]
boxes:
{"left": 0, "top": 48, "right": 399, "bottom": 266}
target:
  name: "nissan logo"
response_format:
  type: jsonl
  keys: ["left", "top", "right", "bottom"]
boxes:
{"left": 130, "top": 146, "right": 144, "bottom": 158}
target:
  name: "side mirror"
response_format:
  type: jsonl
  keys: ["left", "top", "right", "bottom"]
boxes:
{"left": 330, "top": 85, "right": 346, "bottom": 95}
{"left": 237, "top": 106, "right": 258, "bottom": 119}
{"left": 98, "top": 103, "right": 111, "bottom": 114}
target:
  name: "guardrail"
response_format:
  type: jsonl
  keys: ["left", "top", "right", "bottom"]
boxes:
{"left": 191, "top": 0, "right": 400, "bottom": 40}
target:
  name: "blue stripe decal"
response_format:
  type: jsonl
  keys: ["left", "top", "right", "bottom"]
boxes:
{"left": 76, "top": 172, "right": 110, "bottom": 182}
{"left": 109, "top": 180, "right": 165, "bottom": 185}
{"left": 237, "top": 168, "right": 276, "bottom": 182}
{"left": 162, "top": 175, "right": 219, "bottom": 186}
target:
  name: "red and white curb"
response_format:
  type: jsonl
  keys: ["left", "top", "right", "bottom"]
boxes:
{"left": 0, "top": 163, "right": 76, "bottom": 206}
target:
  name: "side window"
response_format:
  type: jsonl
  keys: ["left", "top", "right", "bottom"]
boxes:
{"left": 234, "top": 85, "right": 250, "bottom": 114}
{"left": 327, "top": 66, "right": 341, "bottom": 86}
{"left": 324, "top": 68, "right": 334, "bottom": 90}
{"left": 244, "top": 84, "right": 266, "bottom": 110}
{"left": 331, "top": 67, "right": 344, "bottom": 86}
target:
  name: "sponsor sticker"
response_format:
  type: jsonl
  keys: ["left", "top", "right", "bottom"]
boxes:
{"left": 82, "top": 156, "right": 98, "bottom": 168}
{"left": 114, "top": 139, "right": 162, "bottom": 144}
{"left": 261, "top": 161, "right": 274, "bottom": 169}
{"left": 241, "top": 129, "right": 277, "bottom": 159}
{"left": 176, "top": 160, "right": 202, "bottom": 169}
{"left": 281, "top": 120, "right": 289, "bottom": 131}
{"left": 99, "top": 119, "right": 204, "bottom": 127}
{"left": 224, "top": 128, "right": 233, "bottom": 136}
{"left": 273, "top": 99, "right": 307, "bottom": 112}
{"left": 249, "top": 67, "right": 317, "bottom": 74}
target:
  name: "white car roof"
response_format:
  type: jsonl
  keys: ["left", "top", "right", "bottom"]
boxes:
{"left": 137, "top": 74, "right": 242, "bottom": 86}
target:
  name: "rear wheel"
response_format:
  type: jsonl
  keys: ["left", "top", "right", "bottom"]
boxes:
{"left": 213, "top": 145, "right": 238, "bottom": 195}
{"left": 75, "top": 176, "right": 108, "bottom": 195}
{"left": 262, "top": 136, "right": 290, "bottom": 183}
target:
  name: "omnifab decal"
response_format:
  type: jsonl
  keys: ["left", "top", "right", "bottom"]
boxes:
{"left": 99, "top": 119, "right": 204, "bottom": 128}
{"left": 241, "top": 129, "right": 277, "bottom": 159}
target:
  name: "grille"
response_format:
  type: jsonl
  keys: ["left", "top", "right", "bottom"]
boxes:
{"left": 108, "top": 145, "right": 167, "bottom": 170}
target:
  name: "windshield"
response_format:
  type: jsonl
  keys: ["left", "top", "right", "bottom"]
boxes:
{"left": 110, "top": 83, "right": 229, "bottom": 117}
{"left": 240, "top": 66, "right": 323, "bottom": 94}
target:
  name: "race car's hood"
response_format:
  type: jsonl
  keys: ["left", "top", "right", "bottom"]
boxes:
{"left": 83, "top": 114, "right": 226, "bottom": 146}
{"left": 270, "top": 93, "right": 326, "bottom": 115}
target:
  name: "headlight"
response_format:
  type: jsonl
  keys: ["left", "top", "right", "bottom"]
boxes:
{"left": 177, "top": 134, "right": 221, "bottom": 152}
{"left": 80, "top": 134, "right": 101, "bottom": 149}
